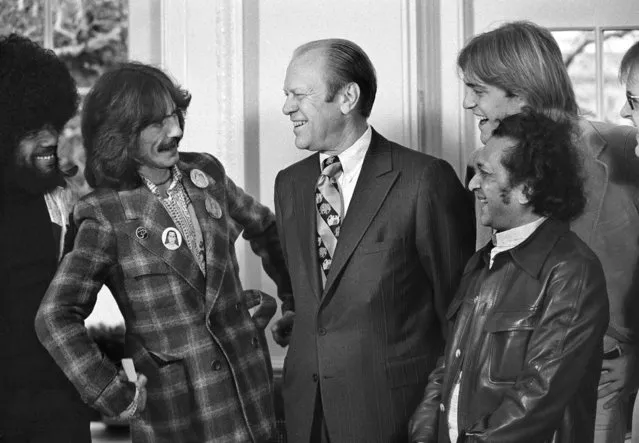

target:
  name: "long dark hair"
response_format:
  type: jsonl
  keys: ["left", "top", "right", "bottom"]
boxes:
{"left": 82, "top": 62, "right": 191, "bottom": 189}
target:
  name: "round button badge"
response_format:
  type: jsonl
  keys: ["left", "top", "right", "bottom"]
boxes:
{"left": 162, "top": 227, "right": 182, "bottom": 250}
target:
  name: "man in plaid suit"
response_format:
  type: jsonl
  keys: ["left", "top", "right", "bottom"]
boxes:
{"left": 35, "top": 62, "right": 291, "bottom": 442}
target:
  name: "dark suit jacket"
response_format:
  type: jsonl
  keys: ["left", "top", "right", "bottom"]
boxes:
{"left": 274, "top": 129, "right": 475, "bottom": 443}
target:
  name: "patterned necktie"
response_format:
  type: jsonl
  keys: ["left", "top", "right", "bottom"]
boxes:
{"left": 316, "top": 156, "right": 343, "bottom": 283}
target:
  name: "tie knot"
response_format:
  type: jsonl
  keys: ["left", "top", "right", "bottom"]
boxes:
{"left": 321, "top": 156, "right": 342, "bottom": 178}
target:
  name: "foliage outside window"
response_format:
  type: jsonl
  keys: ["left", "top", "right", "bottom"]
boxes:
{"left": 0, "top": 0, "right": 128, "bottom": 154}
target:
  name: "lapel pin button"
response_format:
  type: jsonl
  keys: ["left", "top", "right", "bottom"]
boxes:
{"left": 162, "top": 227, "right": 182, "bottom": 250}
{"left": 206, "top": 197, "right": 223, "bottom": 219}
{"left": 135, "top": 227, "right": 148, "bottom": 239}
{"left": 190, "top": 169, "right": 210, "bottom": 189}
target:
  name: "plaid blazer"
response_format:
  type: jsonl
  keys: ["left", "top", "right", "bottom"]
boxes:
{"left": 36, "top": 152, "right": 290, "bottom": 443}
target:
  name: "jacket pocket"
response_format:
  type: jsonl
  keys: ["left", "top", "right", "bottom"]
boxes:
{"left": 123, "top": 260, "right": 169, "bottom": 278}
{"left": 485, "top": 310, "right": 536, "bottom": 383}
{"left": 386, "top": 353, "right": 434, "bottom": 388}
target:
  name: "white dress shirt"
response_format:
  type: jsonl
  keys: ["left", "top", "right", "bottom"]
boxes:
{"left": 319, "top": 126, "right": 371, "bottom": 216}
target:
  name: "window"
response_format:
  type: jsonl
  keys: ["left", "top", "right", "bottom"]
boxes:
{"left": 553, "top": 28, "right": 639, "bottom": 125}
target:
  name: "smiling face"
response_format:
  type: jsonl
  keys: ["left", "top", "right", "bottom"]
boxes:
{"left": 13, "top": 127, "right": 63, "bottom": 193}
{"left": 467, "top": 135, "right": 531, "bottom": 232}
{"left": 463, "top": 77, "right": 526, "bottom": 144}
{"left": 282, "top": 49, "right": 348, "bottom": 153}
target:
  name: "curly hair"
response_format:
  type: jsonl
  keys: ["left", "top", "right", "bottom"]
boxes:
{"left": 82, "top": 62, "right": 191, "bottom": 189}
{"left": 493, "top": 111, "right": 586, "bottom": 222}
{"left": 0, "top": 34, "right": 78, "bottom": 166}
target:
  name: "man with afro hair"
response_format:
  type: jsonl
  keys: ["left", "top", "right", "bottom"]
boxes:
{"left": 0, "top": 33, "right": 91, "bottom": 442}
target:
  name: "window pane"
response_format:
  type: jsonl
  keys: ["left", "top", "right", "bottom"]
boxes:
{"left": 51, "top": 0, "right": 129, "bottom": 169}
{"left": 0, "top": 0, "right": 45, "bottom": 45}
{"left": 52, "top": 0, "right": 129, "bottom": 90}
{"left": 553, "top": 30, "right": 597, "bottom": 119}
{"left": 603, "top": 29, "right": 639, "bottom": 125}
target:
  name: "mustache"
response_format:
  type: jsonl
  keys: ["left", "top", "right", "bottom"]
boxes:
{"left": 158, "top": 137, "right": 180, "bottom": 152}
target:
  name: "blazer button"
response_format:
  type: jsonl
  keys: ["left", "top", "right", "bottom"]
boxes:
{"left": 235, "top": 302, "right": 242, "bottom": 311}
{"left": 312, "top": 373, "right": 319, "bottom": 382}
{"left": 318, "top": 328, "right": 327, "bottom": 336}
{"left": 455, "top": 349, "right": 461, "bottom": 358}
{"left": 211, "top": 360, "right": 222, "bottom": 371}
{"left": 251, "top": 336, "right": 260, "bottom": 348}
{"left": 440, "top": 403, "right": 446, "bottom": 412}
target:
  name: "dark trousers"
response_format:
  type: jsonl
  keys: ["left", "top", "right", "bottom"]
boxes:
{"left": 0, "top": 388, "right": 91, "bottom": 443}
{"left": 310, "top": 386, "right": 330, "bottom": 443}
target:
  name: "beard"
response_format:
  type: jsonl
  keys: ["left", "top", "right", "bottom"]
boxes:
{"left": 8, "top": 159, "right": 64, "bottom": 195}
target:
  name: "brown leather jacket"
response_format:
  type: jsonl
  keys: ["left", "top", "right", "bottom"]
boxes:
{"left": 409, "top": 220, "right": 609, "bottom": 443}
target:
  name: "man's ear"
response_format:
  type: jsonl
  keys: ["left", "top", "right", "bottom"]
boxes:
{"left": 339, "top": 82, "right": 361, "bottom": 115}
{"left": 516, "top": 183, "right": 532, "bottom": 205}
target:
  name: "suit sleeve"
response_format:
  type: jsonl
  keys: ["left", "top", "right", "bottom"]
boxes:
{"left": 463, "top": 257, "right": 609, "bottom": 442}
{"left": 35, "top": 198, "right": 136, "bottom": 416}
{"left": 274, "top": 171, "right": 294, "bottom": 313}
{"left": 224, "top": 171, "right": 294, "bottom": 310}
{"left": 415, "top": 158, "right": 475, "bottom": 339}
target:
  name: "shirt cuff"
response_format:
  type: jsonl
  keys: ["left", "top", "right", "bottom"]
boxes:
{"left": 118, "top": 384, "right": 140, "bottom": 419}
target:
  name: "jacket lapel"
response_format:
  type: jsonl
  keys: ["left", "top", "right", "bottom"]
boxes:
{"left": 572, "top": 120, "right": 608, "bottom": 243}
{"left": 180, "top": 166, "right": 230, "bottom": 311}
{"left": 293, "top": 154, "right": 324, "bottom": 300}
{"left": 119, "top": 186, "right": 206, "bottom": 295}
{"left": 322, "top": 130, "right": 399, "bottom": 301}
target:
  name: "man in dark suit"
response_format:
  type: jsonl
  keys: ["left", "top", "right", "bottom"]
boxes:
{"left": 272, "top": 38, "right": 475, "bottom": 443}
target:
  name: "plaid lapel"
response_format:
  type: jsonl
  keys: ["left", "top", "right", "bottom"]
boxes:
{"left": 180, "top": 166, "right": 230, "bottom": 312}
{"left": 119, "top": 186, "right": 206, "bottom": 296}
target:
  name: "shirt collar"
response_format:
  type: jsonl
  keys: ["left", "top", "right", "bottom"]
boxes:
{"left": 490, "top": 216, "right": 547, "bottom": 268}
{"left": 319, "top": 125, "right": 371, "bottom": 184}
{"left": 141, "top": 165, "right": 182, "bottom": 197}
{"left": 470, "top": 218, "right": 569, "bottom": 278}
{"left": 492, "top": 216, "right": 547, "bottom": 250}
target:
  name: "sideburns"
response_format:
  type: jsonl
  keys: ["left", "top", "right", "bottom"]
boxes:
{"left": 499, "top": 186, "right": 512, "bottom": 205}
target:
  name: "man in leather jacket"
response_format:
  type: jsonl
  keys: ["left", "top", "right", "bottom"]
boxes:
{"left": 458, "top": 23, "right": 639, "bottom": 442}
{"left": 409, "top": 111, "right": 609, "bottom": 443}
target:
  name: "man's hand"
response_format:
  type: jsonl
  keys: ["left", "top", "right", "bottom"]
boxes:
{"left": 598, "top": 351, "right": 638, "bottom": 408}
{"left": 251, "top": 292, "right": 277, "bottom": 330}
{"left": 271, "top": 311, "right": 295, "bottom": 347}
